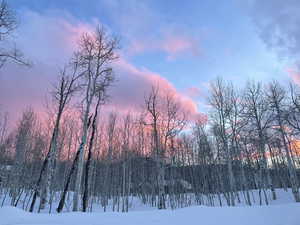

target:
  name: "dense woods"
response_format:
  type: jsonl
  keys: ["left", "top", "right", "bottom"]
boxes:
{"left": 1, "top": 0, "right": 300, "bottom": 214}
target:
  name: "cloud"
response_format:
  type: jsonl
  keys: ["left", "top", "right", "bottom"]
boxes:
{"left": 100, "top": 0, "right": 157, "bottom": 38}
{"left": 100, "top": 0, "right": 201, "bottom": 61}
{"left": 0, "top": 9, "right": 201, "bottom": 125}
{"left": 0, "top": 10, "right": 96, "bottom": 125}
{"left": 249, "top": 0, "right": 300, "bottom": 85}
{"left": 250, "top": 0, "right": 300, "bottom": 58}
{"left": 185, "top": 87, "right": 201, "bottom": 98}
{"left": 287, "top": 67, "right": 300, "bottom": 85}
{"left": 13, "top": 10, "right": 96, "bottom": 64}
{"left": 108, "top": 58, "right": 200, "bottom": 119}
{"left": 128, "top": 34, "right": 200, "bottom": 60}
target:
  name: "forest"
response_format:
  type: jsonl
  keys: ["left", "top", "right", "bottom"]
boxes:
{"left": 1, "top": 0, "right": 300, "bottom": 215}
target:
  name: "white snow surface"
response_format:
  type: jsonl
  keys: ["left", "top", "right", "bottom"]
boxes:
{"left": 1, "top": 204, "right": 299, "bottom": 225}
{"left": 1, "top": 189, "right": 299, "bottom": 225}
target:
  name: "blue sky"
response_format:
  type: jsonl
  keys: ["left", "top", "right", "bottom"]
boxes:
{"left": 1, "top": 0, "right": 298, "bottom": 123}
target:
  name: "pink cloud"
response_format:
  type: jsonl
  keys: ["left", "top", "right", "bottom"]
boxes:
{"left": 0, "top": 10, "right": 96, "bottom": 125}
{"left": 185, "top": 87, "right": 201, "bottom": 98}
{"left": 287, "top": 67, "right": 300, "bottom": 86}
{"left": 0, "top": 9, "right": 202, "bottom": 126}
{"left": 162, "top": 36, "right": 200, "bottom": 60}
{"left": 128, "top": 35, "right": 200, "bottom": 60}
{"left": 108, "top": 58, "right": 200, "bottom": 120}
{"left": 101, "top": 0, "right": 202, "bottom": 61}
{"left": 163, "top": 38, "right": 191, "bottom": 54}
{"left": 13, "top": 10, "right": 97, "bottom": 65}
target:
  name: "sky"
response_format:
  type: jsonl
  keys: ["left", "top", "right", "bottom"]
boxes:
{"left": 1, "top": 0, "right": 300, "bottom": 125}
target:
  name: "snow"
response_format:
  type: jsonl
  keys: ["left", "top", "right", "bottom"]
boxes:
{"left": 1, "top": 203, "right": 299, "bottom": 225}
{"left": 1, "top": 189, "right": 299, "bottom": 225}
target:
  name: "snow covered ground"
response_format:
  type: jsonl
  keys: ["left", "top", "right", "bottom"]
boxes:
{"left": 1, "top": 203, "right": 299, "bottom": 225}
{"left": 1, "top": 189, "right": 299, "bottom": 225}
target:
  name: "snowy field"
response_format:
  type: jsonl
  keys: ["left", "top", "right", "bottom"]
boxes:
{"left": 1, "top": 189, "right": 299, "bottom": 225}
{"left": 1, "top": 203, "right": 300, "bottom": 225}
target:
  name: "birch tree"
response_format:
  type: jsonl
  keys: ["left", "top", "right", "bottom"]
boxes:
{"left": 208, "top": 78, "right": 236, "bottom": 206}
{"left": 267, "top": 81, "right": 300, "bottom": 202}
{"left": 29, "top": 66, "right": 80, "bottom": 212}
{"left": 242, "top": 81, "right": 275, "bottom": 201}
{"left": 144, "top": 86, "right": 166, "bottom": 209}
{"left": 72, "top": 26, "right": 118, "bottom": 211}
{"left": 10, "top": 108, "right": 36, "bottom": 206}
{"left": 82, "top": 74, "right": 112, "bottom": 212}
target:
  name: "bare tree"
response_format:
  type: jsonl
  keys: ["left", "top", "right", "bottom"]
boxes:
{"left": 29, "top": 66, "right": 80, "bottom": 212}
{"left": 72, "top": 26, "right": 118, "bottom": 211}
{"left": 208, "top": 78, "right": 237, "bottom": 206}
{"left": 286, "top": 82, "right": 300, "bottom": 134}
{"left": 267, "top": 81, "right": 300, "bottom": 202}
{"left": 144, "top": 86, "right": 186, "bottom": 209}
{"left": 0, "top": 0, "right": 29, "bottom": 68}
{"left": 242, "top": 81, "right": 275, "bottom": 202}
{"left": 56, "top": 115, "right": 92, "bottom": 213}
{"left": 5, "top": 71, "right": 300, "bottom": 212}
{"left": 10, "top": 108, "right": 36, "bottom": 206}
{"left": 144, "top": 86, "right": 166, "bottom": 209}
{"left": 82, "top": 83, "right": 109, "bottom": 212}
